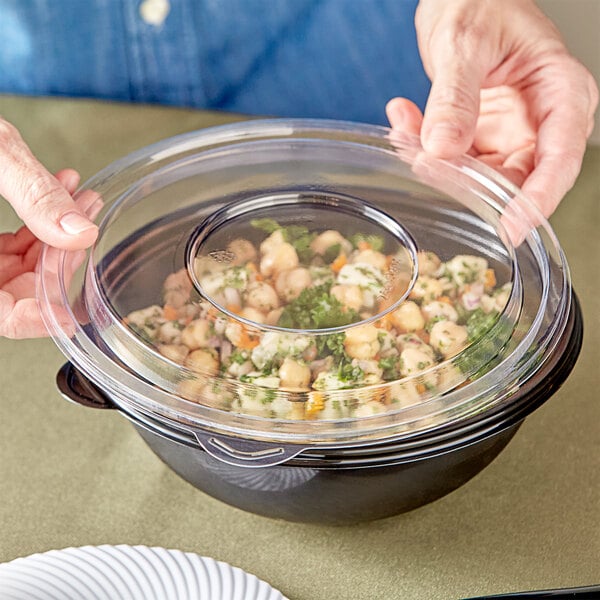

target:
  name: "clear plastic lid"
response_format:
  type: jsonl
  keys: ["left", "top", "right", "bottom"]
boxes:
{"left": 38, "top": 119, "right": 572, "bottom": 447}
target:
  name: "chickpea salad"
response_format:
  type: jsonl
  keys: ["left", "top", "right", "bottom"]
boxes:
{"left": 125, "top": 219, "right": 511, "bottom": 420}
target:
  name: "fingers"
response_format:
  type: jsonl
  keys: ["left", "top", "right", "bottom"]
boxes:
{"left": 0, "top": 293, "right": 69, "bottom": 339}
{"left": 55, "top": 169, "right": 81, "bottom": 195}
{"left": 0, "top": 226, "right": 37, "bottom": 255}
{"left": 0, "top": 243, "right": 41, "bottom": 288}
{"left": 386, "top": 98, "right": 424, "bottom": 136}
{"left": 420, "top": 58, "right": 484, "bottom": 158}
{"left": 0, "top": 118, "right": 98, "bottom": 250}
{"left": 521, "top": 74, "right": 596, "bottom": 217}
{"left": 415, "top": 0, "right": 499, "bottom": 159}
{"left": 0, "top": 292, "right": 43, "bottom": 338}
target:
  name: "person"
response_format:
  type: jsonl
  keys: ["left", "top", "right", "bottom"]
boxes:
{"left": 0, "top": 0, "right": 597, "bottom": 339}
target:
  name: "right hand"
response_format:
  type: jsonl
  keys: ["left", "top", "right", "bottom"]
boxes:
{"left": 0, "top": 117, "right": 101, "bottom": 339}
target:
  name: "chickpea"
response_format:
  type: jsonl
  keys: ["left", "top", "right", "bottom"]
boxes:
{"left": 344, "top": 324, "right": 381, "bottom": 360}
{"left": 330, "top": 284, "right": 363, "bottom": 312}
{"left": 260, "top": 242, "right": 299, "bottom": 277}
{"left": 179, "top": 379, "right": 231, "bottom": 409}
{"left": 163, "top": 269, "right": 193, "bottom": 308}
{"left": 429, "top": 321, "right": 468, "bottom": 358}
{"left": 351, "top": 249, "right": 387, "bottom": 271}
{"left": 417, "top": 251, "right": 441, "bottom": 277}
{"left": 399, "top": 348, "right": 435, "bottom": 377}
{"left": 259, "top": 230, "right": 285, "bottom": 255}
{"left": 437, "top": 364, "right": 463, "bottom": 390}
{"left": 178, "top": 377, "right": 205, "bottom": 403}
{"left": 157, "top": 344, "right": 189, "bottom": 364}
{"left": 199, "top": 382, "right": 233, "bottom": 410}
{"left": 345, "top": 323, "right": 379, "bottom": 346}
{"left": 224, "top": 321, "right": 260, "bottom": 348}
{"left": 409, "top": 276, "right": 444, "bottom": 303}
{"left": 127, "top": 305, "right": 163, "bottom": 329}
{"left": 421, "top": 300, "right": 458, "bottom": 323}
{"left": 389, "top": 301, "right": 425, "bottom": 332}
{"left": 181, "top": 319, "right": 212, "bottom": 350}
{"left": 245, "top": 281, "right": 280, "bottom": 312}
{"left": 265, "top": 307, "right": 284, "bottom": 326}
{"left": 157, "top": 320, "right": 183, "bottom": 344}
{"left": 184, "top": 348, "right": 220, "bottom": 376}
{"left": 278, "top": 357, "right": 311, "bottom": 390}
{"left": 354, "top": 359, "right": 383, "bottom": 381}
{"left": 388, "top": 380, "right": 420, "bottom": 408}
{"left": 226, "top": 359, "right": 254, "bottom": 378}
{"left": 224, "top": 322, "right": 243, "bottom": 346}
{"left": 396, "top": 332, "right": 432, "bottom": 353}
{"left": 227, "top": 238, "right": 257, "bottom": 266}
{"left": 310, "top": 230, "right": 352, "bottom": 255}
{"left": 494, "top": 284, "right": 511, "bottom": 312}
{"left": 479, "top": 294, "right": 497, "bottom": 314}
{"left": 445, "top": 255, "right": 488, "bottom": 287}
{"left": 275, "top": 267, "right": 312, "bottom": 302}
{"left": 239, "top": 306, "right": 267, "bottom": 324}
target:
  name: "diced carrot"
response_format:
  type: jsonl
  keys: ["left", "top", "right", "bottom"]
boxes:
{"left": 163, "top": 305, "right": 178, "bottom": 321}
{"left": 376, "top": 314, "right": 394, "bottom": 330}
{"left": 484, "top": 268, "right": 496, "bottom": 289}
{"left": 357, "top": 241, "right": 372, "bottom": 251}
{"left": 416, "top": 383, "right": 427, "bottom": 395}
{"left": 237, "top": 326, "right": 260, "bottom": 350}
{"left": 331, "top": 253, "right": 347, "bottom": 273}
{"left": 254, "top": 272, "right": 264, "bottom": 282}
{"left": 416, "top": 329, "right": 429, "bottom": 344}
{"left": 225, "top": 303, "right": 242, "bottom": 315}
{"left": 305, "top": 392, "right": 325, "bottom": 418}
{"left": 437, "top": 296, "right": 452, "bottom": 304}
{"left": 246, "top": 262, "right": 257, "bottom": 272}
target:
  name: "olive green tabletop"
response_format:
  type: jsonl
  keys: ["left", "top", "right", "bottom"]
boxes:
{"left": 0, "top": 95, "right": 598, "bottom": 600}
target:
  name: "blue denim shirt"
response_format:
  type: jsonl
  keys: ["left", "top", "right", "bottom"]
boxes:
{"left": 0, "top": 0, "right": 430, "bottom": 125}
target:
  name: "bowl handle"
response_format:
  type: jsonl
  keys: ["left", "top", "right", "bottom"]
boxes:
{"left": 56, "top": 362, "right": 116, "bottom": 410}
{"left": 190, "top": 428, "right": 308, "bottom": 468}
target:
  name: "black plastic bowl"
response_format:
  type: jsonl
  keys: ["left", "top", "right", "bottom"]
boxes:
{"left": 56, "top": 294, "right": 582, "bottom": 525}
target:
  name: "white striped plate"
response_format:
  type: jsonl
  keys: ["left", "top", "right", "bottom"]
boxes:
{"left": 0, "top": 545, "right": 287, "bottom": 600}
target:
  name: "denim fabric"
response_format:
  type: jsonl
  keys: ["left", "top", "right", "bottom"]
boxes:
{"left": 0, "top": 0, "right": 430, "bottom": 125}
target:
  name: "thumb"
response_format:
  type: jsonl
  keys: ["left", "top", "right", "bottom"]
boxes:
{"left": 421, "top": 59, "right": 484, "bottom": 158}
{"left": 0, "top": 119, "right": 98, "bottom": 250}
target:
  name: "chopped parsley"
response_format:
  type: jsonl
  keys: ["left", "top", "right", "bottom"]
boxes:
{"left": 458, "top": 310, "right": 511, "bottom": 379}
{"left": 378, "top": 356, "right": 401, "bottom": 381}
{"left": 466, "top": 309, "right": 499, "bottom": 342}
{"left": 338, "top": 362, "right": 364, "bottom": 382}
{"left": 251, "top": 218, "right": 316, "bottom": 263}
{"left": 230, "top": 349, "right": 249, "bottom": 364}
{"left": 349, "top": 233, "right": 385, "bottom": 252}
{"left": 261, "top": 389, "right": 277, "bottom": 404}
{"left": 316, "top": 332, "right": 346, "bottom": 360}
{"left": 322, "top": 243, "right": 342, "bottom": 263}
{"left": 277, "top": 283, "right": 359, "bottom": 330}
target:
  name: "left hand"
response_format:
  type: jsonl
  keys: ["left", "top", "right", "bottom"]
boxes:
{"left": 387, "top": 0, "right": 598, "bottom": 218}
{"left": 0, "top": 170, "right": 101, "bottom": 339}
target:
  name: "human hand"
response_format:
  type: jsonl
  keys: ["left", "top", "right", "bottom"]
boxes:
{"left": 386, "top": 0, "right": 598, "bottom": 218}
{"left": 0, "top": 119, "right": 101, "bottom": 338}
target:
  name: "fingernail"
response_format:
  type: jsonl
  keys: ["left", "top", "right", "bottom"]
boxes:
{"left": 60, "top": 212, "right": 97, "bottom": 235}
{"left": 428, "top": 124, "right": 462, "bottom": 144}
